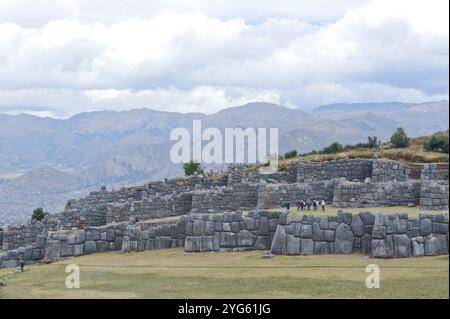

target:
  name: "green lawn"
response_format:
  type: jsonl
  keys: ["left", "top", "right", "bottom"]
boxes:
{"left": 266, "top": 206, "right": 448, "bottom": 219}
{"left": 1, "top": 249, "right": 448, "bottom": 299}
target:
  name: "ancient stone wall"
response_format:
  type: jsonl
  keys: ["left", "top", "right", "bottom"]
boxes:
{"left": 184, "top": 210, "right": 284, "bottom": 252}
{"left": 106, "top": 193, "right": 193, "bottom": 223}
{"left": 1, "top": 219, "right": 57, "bottom": 251}
{"left": 420, "top": 180, "right": 449, "bottom": 210}
{"left": 421, "top": 163, "right": 449, "bottom": 181}
{"left": 296, "top": 159, "right": 373, "bottom": 182}
{"left": 371, "top": 212, "right": 449, "bottom": 258}
{"left": 256, "top": 181, "right": 336, "bottom": 209}
{"left": 271, "top": 211, "right": 375, "bottom": 255}
{"left": 371, "top": 160, "right": 411, "bottom": 182}
{"left": 190, "top": 183, "right": 259, "bottom": 213}
{"left": 332, "top": 180, "right": 421, "bottom": 208}
{"left": 0, "top": 217, "right": 187, "bottom": 268}
{"left": 271, "top": 211, "right": 448, "bottom": 258}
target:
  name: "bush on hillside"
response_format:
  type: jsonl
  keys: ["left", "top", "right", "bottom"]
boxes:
{"left": 183, "top": 161, "right": 205, "bottom": 176}
{"left": 389, "top": 127, "right": 409, "bottom": 148}
{"left": 32, "top": 207, "right": 47, "bottom": 222}
{"left": 283, "top": 149, "right": 298, "bottom": 159}
{"left": 424, "top": 135, "right": 449, "bottom": 153}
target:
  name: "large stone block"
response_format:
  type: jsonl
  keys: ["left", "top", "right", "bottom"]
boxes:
{"left": 202, "top": 236, "right": 214, "bottom": 251}
{"left": 361, "top": 233, "right": 372, "bottom": 255}
{"left": 335, "top": 223, "right": 354, "bottom": 254}
{"left": 60, "top": 241, "right": 74, "bottom": 257}
{"left": 84, "top": 240, "right": 98, "bottom": 254}
{"left": 254, "top": 236, "right": 271, "bottom": 250}
{"left": 419, "top": 219, "right": 432, "bottom": 236}
{"left": 411, "top": 237, "right": 424, "bottom": 257}
{"left": 350, "top": 214, "right": 365, "bottom": 236}
{"left": 392, "top": 234, "right": 411, "bottom": 257}
{"left": 300, "top": 239, "right": 314, "bottom": 255}
{"left": 258, "top": 217, "right": 270, "bottom": 236}
{"left": 312, "top": 222, "right": 324, "bottom": 241}
{"left": 286, "top": 235, "right": 301, "bottom": 255}
{"left": 314, "top": 241, "right": 329, "bottom": 255}
{"left": 299, "top": 224, "right": 313, "bottom": 239}
{"left": 45, "top": 240, "right": 61, "bottom": 262}
{"left": 359, "top": 212, "right": 375, "bottom": 225}
{"left": 372, "top": 235, "right": 395, "bottom": 258}
{"left": 270, "top": 225, "right": 287, "bottom": 255}
{"left": 193, "top": 220, "right": 204, "bottom": 236}
{"left": 236, "top": 230, "right": 257, "bottom": 247}
{"left": 424, "top": 234, "right": 448, "bottom": 256}
{"left": 220, "top": 232, "right": 236, "bottom": 248}
{"left": 186, "top": 236, "right": 203, "bottom": 251}
{"left": 73, "top": 244, "right": 83, "bottom": 256}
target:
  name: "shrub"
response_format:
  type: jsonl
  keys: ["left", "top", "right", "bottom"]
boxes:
{"left": 283, "top": 149, "right": 298, "bottom": 159}
{"left": 367, "top": 136, "right": 381, "bottom": 148}
{"left": 32, "top": 207, "right": 47, "bottom": 221}
{"left": 322, "top": 142, "right": 344, "bottom": 154}
{"left": 389, "top": 127, "right": 409, "bottom": 148}
{"left": 183, "top": 161, "right": 205, "bottom": 176}
{"left": 424, "top": 135, "right": 449, "bottom": 153}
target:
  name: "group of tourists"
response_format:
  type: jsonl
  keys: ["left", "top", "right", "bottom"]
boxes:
{"left": 280, "top": 199, "right": 326, "bottom": 211}
{"left": 296, "top": 199, "right": 326, "bottom": 212}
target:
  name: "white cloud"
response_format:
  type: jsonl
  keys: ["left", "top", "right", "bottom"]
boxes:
{"left": 0, "top": 0, "right": 448, "bottom": 117}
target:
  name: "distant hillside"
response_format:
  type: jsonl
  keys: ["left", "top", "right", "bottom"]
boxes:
{"left": 0, "top": 100, "right": 448, "bottom": 225}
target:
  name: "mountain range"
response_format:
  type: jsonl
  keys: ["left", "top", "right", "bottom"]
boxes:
{"left": 0, "top": 100, "right": 448, "bottom": 226}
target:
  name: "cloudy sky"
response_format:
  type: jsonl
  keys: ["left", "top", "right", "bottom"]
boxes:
{"left": 0, "top": 0, "right": 448, "bottom": 118}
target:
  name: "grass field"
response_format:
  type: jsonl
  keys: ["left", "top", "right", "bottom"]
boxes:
{"left": 0, "top": 248, "right": 448, "bottom": 299}
{"left": 263, "top": 206, "right": 447, "bottom": 219}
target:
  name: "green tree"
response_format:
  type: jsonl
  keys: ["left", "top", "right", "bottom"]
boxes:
{"left": 283, "top": 149, "right": 298, "bottom": 159}
{"left": 183, "top": 161, "right": 205, "bottom": 176}
{"left": 424, "top": 135, "right": 449, "bottom": 153}
{"left": 322, "top": 142, "right": 344, "bottom": 154}
{"left": 32, "top": 207, "right": 47, "bottom": 221}
{"left": 367, "top": 136, "right": 381, "bottom": 148}
{"left": 389, "top": 127, "right": 409, "bottom": 148}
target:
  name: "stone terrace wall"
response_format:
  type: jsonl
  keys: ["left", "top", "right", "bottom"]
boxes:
{"left": 106, "top": 193, "right": 193, "bottom": 223}
{"left": 145, "top": 174, "right": 228, "bottom": 195}
{"left": 0, "top": 217, "right": 187, "bottom": 268}
{"left": 271, "top": 211, "right": 375, "bottom": 255}
{"left": 190, "top": 183, "right": 259, "bottom": 214}
{"left": 184, "top": 210, "right": 284, "bottom": 252}
{"left": 256, "top": 181, "right": 336, "bottom": 209}
{"left": 371, "top": 160, "right": 411, "bottom": 183}
{"left": 332, "top": 180, "right": 421, "bottom": 208}
{"left": 297, "top": 159, "right": 373, "bottom": 182}
{"left": 371, "top": 212, "right": 449, "bottom": 258}
{"left": 229, "top": 165, "right": 298, "bottom": 185}
{"left": 421, "top": 163, "right": 449, "bottom": 181}
{"left": 1, "top": 219, "right": 57, "bottom": 251}
{"left": 420, "top": 180, "right": 449, "bottom": 210}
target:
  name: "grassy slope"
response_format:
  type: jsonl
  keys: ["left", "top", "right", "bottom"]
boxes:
{"left": 0, "top": 248, "right": 448, "bottom": 299}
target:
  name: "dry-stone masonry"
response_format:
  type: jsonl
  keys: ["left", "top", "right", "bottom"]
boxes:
{"left": 371, "top": 212, "right": 449, "bottom": 258}
{"left": 1, "top": 158, "right": 449, "bottom": 268}
{"left": 271, "top": 211, "right": 448, "bottom": 258}
{"left": 332, "top": 180, "right": 421, "bottom": 208}
{"left": 184, "top": 210, "right": 283, "bottom": 252}
{"left": 271, "top": 211, "right": 375, "bottom": 255}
